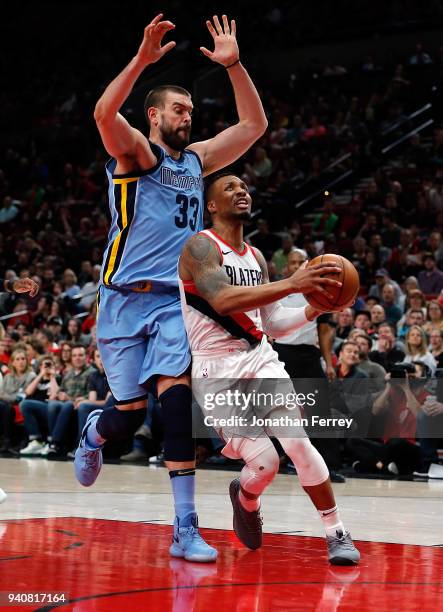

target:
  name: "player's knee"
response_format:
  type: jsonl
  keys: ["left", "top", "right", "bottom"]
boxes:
{"left": 96, "top": 404, "right": 147, "bottom": 441}
{"left": 280, "top": 437, "right": 329, "bottom": 487}
{"left": 243, "top": 444, "right": 280, "bottom": 493}
{"left": 159, "top": 384, "right": 195, "bottom": 462}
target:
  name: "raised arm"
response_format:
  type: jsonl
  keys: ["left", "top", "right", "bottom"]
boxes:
{"left": 94, "top": 14, "right": 176, "bottom": 166}
{"left": 180, "top": 235, "right": 342, "bottom": 316}
{"left": 188, "top": 15, "right": 268, "bottom": 176}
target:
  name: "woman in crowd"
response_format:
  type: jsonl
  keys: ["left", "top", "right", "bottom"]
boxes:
{"left": 57, "top": 342, "right": 73, "bottom": 376}
{"left": 423, "top": 300, "right": 443, "bottom": 334}
{"left": 402, "top": 325, "right": 437, "bottom": 374}
{"left": 0, "top": 348, "right": 36, "bottom": 453}
{"left": 64, "top": 318, "right": 90, "bottom": 346}
{"left": 19, "top": 354, "right": 60, "bottom": 455}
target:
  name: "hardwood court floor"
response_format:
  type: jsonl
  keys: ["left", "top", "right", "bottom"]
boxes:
{"left": 0, "top": 457, "right": 442, "bottom": 611}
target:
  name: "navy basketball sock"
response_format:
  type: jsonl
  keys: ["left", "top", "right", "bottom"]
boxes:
{"left": 169, "top": 469, "right": 196, "bottom": 527}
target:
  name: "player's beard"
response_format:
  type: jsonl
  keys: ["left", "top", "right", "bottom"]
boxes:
{"left": 228, "top": 210, "right": 252, "bottom": 223}
{"left": 159, "top": 121, "right": 191, "bottom": 151}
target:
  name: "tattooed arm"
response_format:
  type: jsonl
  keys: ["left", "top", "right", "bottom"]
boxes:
{"left": 179, "top": 235, "right": 342, "bottom": 317}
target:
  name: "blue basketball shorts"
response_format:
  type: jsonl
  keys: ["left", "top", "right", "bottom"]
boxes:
{"left": 96, "top": 285, "right": 191, "bottom": 402}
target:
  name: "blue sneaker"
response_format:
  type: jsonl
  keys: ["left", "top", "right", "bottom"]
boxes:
{"left": 169, "top": 513, "right": 218, "bottom": 563}
{"left": 74, "top": 409, "right": 104, "bottom": 487}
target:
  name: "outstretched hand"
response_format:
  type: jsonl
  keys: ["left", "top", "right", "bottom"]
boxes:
{"left": 200, "top": 15, "right": 239, "bottom": 67}
{"left": 12, "top": 278, "right": 39, "bottom": 297}
{"left": 137, "top": 13, "right": 176, "bottom": 66}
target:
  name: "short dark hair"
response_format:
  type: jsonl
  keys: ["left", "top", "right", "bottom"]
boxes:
{"left": 340, "top": 340, "right": 359, "bottom": 352}
{"left": 144, "top": 85, "right": 191, "bottom": 126}
{"left": 378, "top": 321, "right": 396, "bottom": 334}
{"left": 358, "top": 333, "right": 372, "bottom": 347}
{"left": 204, "top": 170, "right": 238, "bottom": 207}
{"left": 71, "top": 343, "right": 86, "bottom": 353}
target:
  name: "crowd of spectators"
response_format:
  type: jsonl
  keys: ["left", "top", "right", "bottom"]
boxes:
{"left": 1, "top": 4, "right": 443, "bottom": 477}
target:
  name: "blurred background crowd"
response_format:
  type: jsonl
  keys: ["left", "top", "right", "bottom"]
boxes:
{"left": 2, "top": 1, "right": 443, "bottom": 479}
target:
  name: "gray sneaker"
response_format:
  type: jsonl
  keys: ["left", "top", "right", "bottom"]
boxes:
{"left": 229, "top": 478, "right": 262, "bottom": 550}
{"left": 120, "top": 448, "right": 148, "bottom": 462}
{"left": 326, "top": 530, "right": 360, "bottom": 565}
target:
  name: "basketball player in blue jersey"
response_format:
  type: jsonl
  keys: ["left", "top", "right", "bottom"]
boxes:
{"left": 74, "top": 14, "right": 268, "bottom": 562}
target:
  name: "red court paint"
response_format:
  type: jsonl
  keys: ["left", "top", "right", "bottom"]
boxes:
{"left": 0, "top": 518, "right": 441, "bottom": 611}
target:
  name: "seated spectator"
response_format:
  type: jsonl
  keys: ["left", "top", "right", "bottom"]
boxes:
{"left": 351, "top": 236, "right": 367, "bottom": 269}
{"left": 79, "top": 264, "right": 101, "bottom": 310}
{"left": 312, "top": 196, "right": 339, "bottom": 238}
{"left": 402, "top": 288, "right": 427, "bottom": 316}
{"left": 402, "top": 325, "right": 437, "bottom": 375}
{"left": 429, "top": 328, "right": 443, "bottom": 368}
{"left": 62, "top": 268, "right": 81, "bottom": 298}
{"left": 369, "top": 268, "right": 403, "bottom": 304}
{"left": 380, "top": 212, "right": 401, "bottom": 249}
{"left": 244, "top": 147, "right": 273, "bottom": 186}
{"left": 381, "top": 283, "right": 403, "bottom": 326}
{"left": 347, "top": 363, "right": 426, "bottom": 476}
{"left": 329, "top": 341, "right": 371, "bottom": 435}
{"left": 19, "top": 355, "right": 60, "bottom": 455}
{"left": 415, "top": 392, "right": 443, "bottom": 478}
{"left": 358, "top": 249, "right": 378, "bottom": 290}
{"left": 423, "top": 300, "right": 443, "bottom": 334}
{"left": 398, "top": 276, "right": 419, "bottom": 310}
{"left": 418, "top": 253, "right": 443, "bottom": 295}
{"left": 370, "top": 362, "right": 428, "bottom": 474}
{"left": 335, "top": 308, "right": 354, "bottom": 339}
{"left": 32, "top": 294, "right": 53, "bottom": 329}
{"left": 369, "top": 322, "right": 406, "bottom": 372}
{"left": 272, "top": 234, "right": 294, "bottom": 277}
{"left": 47, "top": 316, "right": 64, "bottom": 342}
{"left": 24, "top": 339, "right": 45, "bottom": 372}
{"left": 398, "top": 308, "right": 426, "bottom": 340}
{"left": 64, "top": 317, "right": 91, "bottom": 347}
{"left": 365, "top": 295, "right": 380, "bottom": 310}
{"left": 81, "top": 303, "right": 97, "bottom": 335}
{"left": 58, "top": 341, "right": 73, "bottom": 376}
{"left": 34, "top": 329, "right": 59, "bottom": 355}
{"left": 370, "top": 304, "right": 386, "bottom": 331}
{"left": 354, "top": 333, "right": 386, "bottom": 391}
{"left": 46, "top": 344, "right": 94, "bottom": 457}
{"left": 368, "top": 237, "right": 391, "bottom": 267}
{"left": 70, "top": 348, "right": 113, "bottom": 453}
{"left": 409, "top": 42, "right": 433, "bottom": 65}
{"left": 0, "top": 335, "right": 14, "bottom": 371}
{"left": 0, "top": 348, "right": 36, "bottom": 453}
{"left": 354, "top": 310, "right": 372, "bottom": 332}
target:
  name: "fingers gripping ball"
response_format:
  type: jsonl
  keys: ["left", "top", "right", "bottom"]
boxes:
{"left": 306, "top": 254, "right": 359, "bottom": 311}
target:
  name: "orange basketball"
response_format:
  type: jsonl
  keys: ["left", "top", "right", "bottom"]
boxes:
{"left": 305, "top": 254, "right": 360, "bottom": 311}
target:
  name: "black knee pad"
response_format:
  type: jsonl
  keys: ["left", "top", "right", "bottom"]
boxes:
{"left": 96, "top": 406, "right": 147, "bottom": 441}
{"left": 159, "top": 384, "right": 195, "bottom": 462}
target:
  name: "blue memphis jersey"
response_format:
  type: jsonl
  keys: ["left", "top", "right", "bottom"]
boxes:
{"left": 101, "top": 143, "right": 204, "bottom": 287}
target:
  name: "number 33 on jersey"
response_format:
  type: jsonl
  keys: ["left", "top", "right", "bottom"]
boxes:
{"left": 102, "top": 142, "right": 204, "bottom": 288}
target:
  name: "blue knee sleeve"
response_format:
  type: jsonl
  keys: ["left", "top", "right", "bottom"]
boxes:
{"left": 159, "top": 384, "right": 195, "bottom": 462}
{"left": 96, "top": 406, "right": 147, "bottom": 441}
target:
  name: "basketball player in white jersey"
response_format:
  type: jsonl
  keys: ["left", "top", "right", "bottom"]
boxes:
{"left": 178, "top": 172, "right": 360, "bottom": 565}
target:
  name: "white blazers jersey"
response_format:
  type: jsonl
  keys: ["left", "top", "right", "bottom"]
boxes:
{"left": 179, "top": 229, "right": 264, "bottom": 354}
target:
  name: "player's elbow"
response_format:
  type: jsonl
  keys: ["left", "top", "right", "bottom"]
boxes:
{"left": 248, "top": 118, "right": 268, "bottom": 140}
{"left": 94, "top": 101, "right": 111, "bottom": 125}
{"left": 210, "top": 296, "right": 233, "bottom": 317}
{"left": 213, "top": 302, "right": 230, "bottom": 317}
